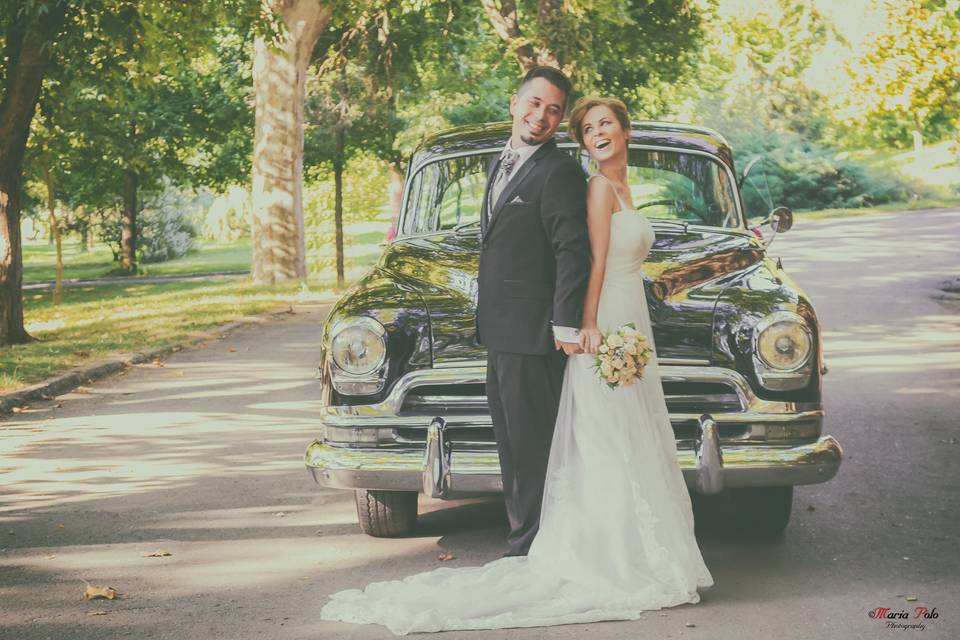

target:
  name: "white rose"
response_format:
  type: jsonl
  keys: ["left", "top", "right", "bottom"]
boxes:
{"left": 624, "top": 342, "right": 637, "bottom": 355}
{"left": 600, "top": 361, "right": 613, "bottom": 376}
{"left": 607, "top": 334, "right": 624, "bottom": 348}
{"left": 621, "top": 325, "right": 637, "bottom": 337}
{"left": 611, "top": 357, "right": 624, "bottom": 369}
{"left": 598, "top": 344, "right": 608, "bottom": 354}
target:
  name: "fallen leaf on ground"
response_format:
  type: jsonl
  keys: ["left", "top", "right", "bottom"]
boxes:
{"left": 906, "top": 596, "right": 918, "bottom": 601}
{"left": 86, "top": 611, "right": 108, "bottom": 616}
{"left": 54, "top": 523, "right": 65, "bottom": 529}
{"left": 152, "top": 359, "right": 164, "bottom": 367}
{"left": 83, "top": 582, "right": 118, "bottom": 600}
{"left": 12, "top": 406, "right": 28, "bottom": 413}
{"left": 228, "top": 347, "right": 237, "bottom": 352}
{"left": 806, "top": 505, "right": 815, "bottom": 511}
{"left": 685, "top": 622, "right": 696, "bottom": 628}
{"left": 437, "top": 552, "right": 455, "bottom": 561}
{"left": 174, "top": 371, "right": 185, "bottom": 377}
{"left": 141, "top": 550, "right": 171, "bottom": 558}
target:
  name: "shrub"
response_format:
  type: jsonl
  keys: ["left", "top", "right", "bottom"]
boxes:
{"left": 731, "top": 127, "right": 924, "bottom": 219}
{"left": 138, "top": 199, "right": 197, "bottom": 264}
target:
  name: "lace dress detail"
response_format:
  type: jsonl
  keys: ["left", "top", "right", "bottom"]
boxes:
{"left": 320, "top": 173, "right": 714, "bottom": 635}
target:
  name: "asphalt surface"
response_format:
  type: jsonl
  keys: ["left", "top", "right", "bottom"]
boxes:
{"left": 1, "top": 208, "right": 958, "bottom": 640}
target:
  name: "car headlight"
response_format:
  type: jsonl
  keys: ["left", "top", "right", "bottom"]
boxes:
{"left": 327, "top": 317, "right": 388, "bottom": 395}
{"left": 751, "top": 311, "right": 814, "bottom": 390}
{"left": 331, "top": 317, "right": 387, "bottom": 375}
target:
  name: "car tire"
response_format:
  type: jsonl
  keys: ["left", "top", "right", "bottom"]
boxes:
{"left": 355, "top": 489, "right": 418, "bottom": 537}
{"left": 692, "top": 486, "right": 793, "bottom": 536}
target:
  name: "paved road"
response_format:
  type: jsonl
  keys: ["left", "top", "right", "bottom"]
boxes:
{"left": 1, "top": 209, "right": 958, "bottom": 640}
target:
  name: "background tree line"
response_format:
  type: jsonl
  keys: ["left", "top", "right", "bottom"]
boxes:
{"left": 2, "top": 0, "right": 958, "bottom": 345}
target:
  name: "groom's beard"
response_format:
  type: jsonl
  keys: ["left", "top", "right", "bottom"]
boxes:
{"left": 520, "top": 133, "right": 549, "bottom": 146}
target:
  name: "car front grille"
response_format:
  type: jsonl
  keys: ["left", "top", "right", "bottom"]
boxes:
{"left": 395, "top": 378, "right": 749, "bottom": 444}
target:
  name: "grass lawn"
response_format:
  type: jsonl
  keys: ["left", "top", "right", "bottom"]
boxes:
{"left": 1, "top": 277, "right": 336, "bottom": 393}
{"left": 796, "top": 196, "right": 960, "bottom": 220}
{"left": 22, "top": 222, "right": 390, "bottom": 283}
{"left": 22, "top": 240, "right": 252, "bottom": 282}
{"left": 847, "top": 139, "right": 960, "bottom": 195}
{"left": 6, "top": 221, "right": 392, "bottom": 394}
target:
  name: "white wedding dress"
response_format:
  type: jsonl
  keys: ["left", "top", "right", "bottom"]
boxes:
{"left": 320, "top": 177, "right": 714, "bottom": 634}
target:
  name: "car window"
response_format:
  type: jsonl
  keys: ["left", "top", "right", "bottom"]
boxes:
{"left": 623, "top": 149, "right": 741, "bottom": 229}
{"left": 401, "top": 145, "right": 742, "bottom": 235}
{"left": 402, "top": 153, "right": 494, "bottom": 235}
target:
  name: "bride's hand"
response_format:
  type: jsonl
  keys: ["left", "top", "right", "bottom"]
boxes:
{"left": 579, "top": 326, "right": 603, "bottom": 354}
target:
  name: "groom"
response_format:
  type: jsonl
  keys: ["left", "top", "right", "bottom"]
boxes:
{"left": 476, "top": 66, "right": 591, "bottom": 557}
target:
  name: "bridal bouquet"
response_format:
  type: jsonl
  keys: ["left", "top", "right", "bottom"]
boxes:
{"left": 594, "top": 323, "right": 653, "bottom": 389}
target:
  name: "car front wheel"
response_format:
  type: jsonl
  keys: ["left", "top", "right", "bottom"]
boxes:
{"left": 692, "top": 486, "right": 793, "bottom": 536}
{"left": 355, "top": 489, "right": 418, "bottom": 537}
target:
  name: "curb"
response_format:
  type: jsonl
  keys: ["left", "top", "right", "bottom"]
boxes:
{"left": 0, "top": 301, "right": 333, "bottom": 415}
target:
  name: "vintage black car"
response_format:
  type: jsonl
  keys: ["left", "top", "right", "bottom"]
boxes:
{"left": 304, "top": 121, "right": 843, "bottom": 537}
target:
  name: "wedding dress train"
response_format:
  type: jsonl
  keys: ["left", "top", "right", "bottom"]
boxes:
{"left": 320, "top": 179, "right": 714, "bottom": 634}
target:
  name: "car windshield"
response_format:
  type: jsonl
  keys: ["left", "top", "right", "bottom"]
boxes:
{"left": 400, "top": 145, "right": 741, "bottom": 236}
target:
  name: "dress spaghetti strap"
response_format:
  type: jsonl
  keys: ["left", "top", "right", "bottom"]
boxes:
{"left": 589, "top": 173, "right": 628, "bottom": 212}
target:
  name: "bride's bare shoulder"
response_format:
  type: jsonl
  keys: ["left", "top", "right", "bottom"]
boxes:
{"left": 586, "top": 175, "right": 616, "bottom": 216}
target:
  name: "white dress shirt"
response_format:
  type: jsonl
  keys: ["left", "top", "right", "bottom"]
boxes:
{"left": 496, "top": 141, "right": 581, "bottom": 345}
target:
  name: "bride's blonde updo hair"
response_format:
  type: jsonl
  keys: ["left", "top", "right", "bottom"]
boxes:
{"left": 568, "top": 96, "right": 631, "bottom": 146}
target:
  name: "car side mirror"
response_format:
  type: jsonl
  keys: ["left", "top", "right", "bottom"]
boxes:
{"left": 769, "top": 206, "right": 793, "bottom": 234}
{"left": 749, "top": 206, "right": 794, "bottom": 251}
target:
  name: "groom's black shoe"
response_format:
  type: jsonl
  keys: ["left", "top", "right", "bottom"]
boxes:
{"left": 502, "top": 549, "right": 528, "bottom": 558}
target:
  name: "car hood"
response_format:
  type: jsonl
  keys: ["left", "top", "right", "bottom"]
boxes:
{"left": 379, "top": 226, "right": 764, "bottom": 365}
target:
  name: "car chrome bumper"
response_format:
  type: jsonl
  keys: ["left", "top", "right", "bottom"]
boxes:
{"left": 305, "top": 434, "right": 843, "bottom": 496}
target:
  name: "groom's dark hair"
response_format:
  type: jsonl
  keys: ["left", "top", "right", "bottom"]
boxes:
{"left": 518, "top": 66, "right": 574, "bottom": 113}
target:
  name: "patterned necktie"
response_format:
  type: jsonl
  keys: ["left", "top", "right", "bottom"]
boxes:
{"left": 490, "top": 148, "right": 520, "bottom": 219}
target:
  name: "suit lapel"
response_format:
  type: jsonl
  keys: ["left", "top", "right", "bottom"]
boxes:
{"left": 481, "top": 154, "right": 501, "bottom": 238}
{"left": 486, "top": 139, "right": 556, "bottom": 236}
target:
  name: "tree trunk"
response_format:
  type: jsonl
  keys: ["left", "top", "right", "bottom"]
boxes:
{"left": 0, "top": 2, "right": 67, "bottom": 345}
{"left": 386, "top": 164, "right": 403, "bottom": 241}
{"left": 912, "top": 112, "right": 924, "bottom": 154}
{"left": 44, "top": 167, "right": 63, "bottom": 306}
{"left": 120, "top": 169, "right": 138, "bottom": 273}
{"left": 480, "top": 0, "right": 537, "bottom": 71}
{"left": 86, "top": 219, "right": 95, "bottom": 251}
{"left": 334, "top": 126, "right": 345, "bottom": 288}
{"left": 251, "top": 0, "right": 331, "bottom": 284}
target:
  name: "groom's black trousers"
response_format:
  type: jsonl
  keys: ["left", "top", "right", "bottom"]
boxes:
{"left": 485, "top": 348, "right": 567, "bottom": 555}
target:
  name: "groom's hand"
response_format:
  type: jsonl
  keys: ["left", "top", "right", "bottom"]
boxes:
{"left": 554, "top": 339, "right": 582, "bottom": 354}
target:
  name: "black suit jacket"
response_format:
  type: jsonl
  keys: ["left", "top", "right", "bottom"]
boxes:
{"left": 476, "top": 139, "right": 591, "bottom": 355}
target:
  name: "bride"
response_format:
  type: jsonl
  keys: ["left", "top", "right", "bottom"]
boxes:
{"left": 320, "top": 96, "right": 714, "bottom": 635}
